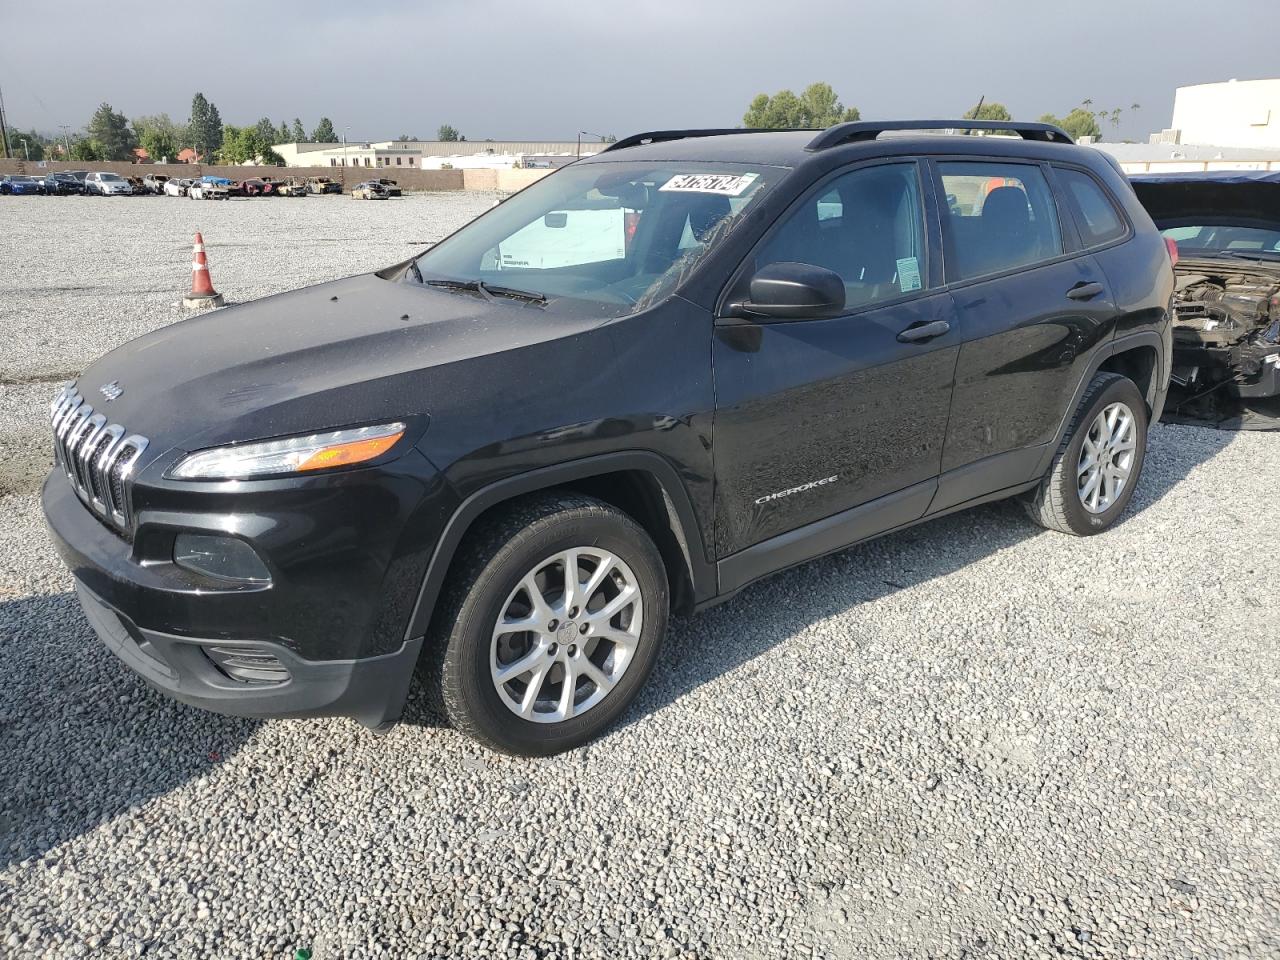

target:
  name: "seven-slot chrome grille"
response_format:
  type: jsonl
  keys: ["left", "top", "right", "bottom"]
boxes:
{"left": 49, "top": 384, "right": 149, "bottom": 532}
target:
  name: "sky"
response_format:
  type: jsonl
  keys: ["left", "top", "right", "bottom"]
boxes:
{"left": 2, "top": 0, "right": 1276, "bottom": 145}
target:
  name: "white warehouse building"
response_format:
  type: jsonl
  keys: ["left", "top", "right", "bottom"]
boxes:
{"left": 270, "top": 140, "right": 601, "bottom": 170}
{"left": 1152, "top": 78, "right": 1280, "bottom": 149}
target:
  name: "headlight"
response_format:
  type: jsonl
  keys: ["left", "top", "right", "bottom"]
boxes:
{"left": 169, "top": 422, "right": 406, "bottom": 480}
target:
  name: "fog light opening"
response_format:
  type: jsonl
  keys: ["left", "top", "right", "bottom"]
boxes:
{"left": 205, "top": 645, "right": 291, "bottom": 685}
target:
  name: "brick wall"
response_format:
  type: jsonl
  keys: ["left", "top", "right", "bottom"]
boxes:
{"left": 0, "top": 158, "right": 466, "bottom": 192}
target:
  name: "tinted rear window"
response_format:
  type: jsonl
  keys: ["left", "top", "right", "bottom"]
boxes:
{"left": 1058, "top": 168, "right": 1127, "bottom": 247}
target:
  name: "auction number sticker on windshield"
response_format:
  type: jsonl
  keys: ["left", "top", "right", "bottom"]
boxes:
{"left": 659, "top": 172, "right": 759, "bottom": 196}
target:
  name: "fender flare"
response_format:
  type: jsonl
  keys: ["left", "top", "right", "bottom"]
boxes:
{"left": 403, "top": 451, "right": 716, "bottom": 641}
{"left": 1033, "top": 330, "right": 1167, "bottom": 478}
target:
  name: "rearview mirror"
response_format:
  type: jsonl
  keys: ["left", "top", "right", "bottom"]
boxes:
{"left": 543, "top": 212, "right": 568, "bottom": 228}
{"left": 737, "top": 262, "right": 845, "bottom": 321}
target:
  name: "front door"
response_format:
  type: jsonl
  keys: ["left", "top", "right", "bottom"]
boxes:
{"left": 712, "top": 160, "right": 959, "bottom": 561}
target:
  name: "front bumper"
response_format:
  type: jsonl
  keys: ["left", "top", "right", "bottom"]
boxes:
{"left": 73, "top": 579, "right": 422, "bottom": 727}
{"left": 42, "top": 453, "right": 448, "bottom": 727}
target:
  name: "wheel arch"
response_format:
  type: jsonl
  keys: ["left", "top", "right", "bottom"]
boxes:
{"left": 404, "top": 452, "right": 716, "bottom": 642}
{"left": 1098, "top": 342, "right": 1161, "bottom": 416}
{"left": 1034, "top": 331, "right": 1166, "bottom": 478}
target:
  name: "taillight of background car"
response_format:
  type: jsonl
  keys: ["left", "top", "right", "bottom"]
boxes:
{"left": 1164, "top": 236, "right": 1179, "bottom": 266}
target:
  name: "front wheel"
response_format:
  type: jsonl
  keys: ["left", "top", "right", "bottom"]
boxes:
{"left": 430, "top": 494, "right": 669, "bottom": 755}
{"left": 1025, "top": 372, "right": 1148, "bottom": 536}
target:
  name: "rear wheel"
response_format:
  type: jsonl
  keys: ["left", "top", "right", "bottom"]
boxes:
{"left": 430, "top": 494, "right": 668, "bottom": 755}
{"left": 1025, "top": 372, "right": 1148, "bottom": 536}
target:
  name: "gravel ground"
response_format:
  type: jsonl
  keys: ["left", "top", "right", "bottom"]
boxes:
{"left": 2, "top": 195, "right": 1279, "bottom": 960}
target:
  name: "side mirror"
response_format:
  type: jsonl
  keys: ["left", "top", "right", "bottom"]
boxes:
{"left": 736, "top": 261, "right": 845, "bottom": 321}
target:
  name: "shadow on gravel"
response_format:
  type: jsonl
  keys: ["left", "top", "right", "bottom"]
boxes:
{"left": 618, "top": 422, "right": 1237, "bottom": 730}
{"left": 0, "top": 591, "right": 259, "bottom": 869}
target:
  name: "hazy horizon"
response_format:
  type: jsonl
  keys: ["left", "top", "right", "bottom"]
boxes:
{"left": 2, "top": 0, "right": 1275, "bottom": 144}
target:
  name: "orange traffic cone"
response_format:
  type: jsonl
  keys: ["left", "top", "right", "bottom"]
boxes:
{"left": 183, "top": 232, "right": 224, "bottom": 309}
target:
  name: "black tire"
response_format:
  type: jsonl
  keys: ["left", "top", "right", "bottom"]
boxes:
{"left": 1025, "top": 372, "right": 1148, "bottom": 536}
{"left": 428, "top": 493, "right": 668, "bottom": 756}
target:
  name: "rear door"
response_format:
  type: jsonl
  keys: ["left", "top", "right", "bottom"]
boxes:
{"left": 929, "top": 158, "right": 1117, "bottom": 510}
{"left": 712, "top": 159, "right": 959, "bottom": 560}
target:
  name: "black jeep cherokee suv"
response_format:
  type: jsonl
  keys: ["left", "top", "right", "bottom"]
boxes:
{"left": 44, "top": 120, "right": 1174, "bottom": 755}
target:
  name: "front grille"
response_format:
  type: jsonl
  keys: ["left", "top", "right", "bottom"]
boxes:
{"left": 49, "top": 385, "right": 149, "bottom": 533}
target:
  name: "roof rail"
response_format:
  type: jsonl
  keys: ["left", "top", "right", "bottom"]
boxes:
{"left": 805, "top": 120, "right": 1074, "bottom": 151}
{"left": 600, "top": 128, "right": 805, "bottom": 153}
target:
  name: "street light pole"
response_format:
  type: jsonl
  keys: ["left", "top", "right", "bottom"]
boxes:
{"left": 59, "top": 125, "right": 71, "bottom": 158}
{"left": 17, "top": 137, "right": 29, "bottom": 161}
{"left": 0, "top": 82, "right": 10, "bottom": 159}
{"left": 578, "top": 130, "right": 606, "bottom": 159}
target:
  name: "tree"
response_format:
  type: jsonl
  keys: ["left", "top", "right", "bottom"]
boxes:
{"left": 86, "top": 103, "right": 137, "bottom": 160}
{"left": 139, "top": 126, "right": 176, "bottom": 163}
{"left": 1040, "top": 106, "right": 1102, "bottom": 141}
{"left": 397, "top": 133, "right": 417, "bottom": 141}
{"left": 277, "top": 121, "right": 290, "bottom": 143}
{"left": 742, "top": 82, "right": 859, "bottom": 129}
{"left": 216, "top": 124, "right": 244, "bottom": 164}
{"left": 963, "top": 100, "right": 1013, "bottom": 122}
{"left": 218, "top": 125, "right": 284, "bottom": 165}
{"left": 70, "top": 139, "right": 103, "bottom": 161}
{"left": 291, "top": 118, "right": 307, "bottom": 142}
{"left": 207, "top": 101, "right": 223, "bottom": 148}
{"left": 312, "top": 117, "right": 337, "bottom": 142}
{"left": 134, "top": 113, "right": 181, "bottom": 162}
{"left": 188, "top": 93, "right": 224, "bottom": 159}
{"left": 252, "top": 117, "right": 278, "bottom": 144}
{"left": 437, "top": 124, "right": 461, "bottom": 142}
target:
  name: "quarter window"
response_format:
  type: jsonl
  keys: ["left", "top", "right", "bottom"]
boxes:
{"left": 1058, "top": 168, "right": 1127, "bottom": 247}
{"left": 753, "top": 163, "right": 928, "bottom": 310}
{"left": 938, "top": 162, "right": 1063, "bottom": 280}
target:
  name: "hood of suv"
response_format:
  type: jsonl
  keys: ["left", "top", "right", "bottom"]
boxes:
{"left": 1130, "top": 171, "right": 1280, "bottom": 228}
{"left": 74, "top": 273, "right": 597, "bottom": 460}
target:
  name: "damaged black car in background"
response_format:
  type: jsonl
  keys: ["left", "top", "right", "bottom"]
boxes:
{"left": 1131, "top": 171, "right": 1280, "bottom": 414}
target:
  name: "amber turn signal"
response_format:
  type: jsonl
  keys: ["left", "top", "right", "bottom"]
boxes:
{"left": 297, "top": 431, "right": 405, "bottom": 471}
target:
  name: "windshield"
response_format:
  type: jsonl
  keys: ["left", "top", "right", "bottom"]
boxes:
{"left": 412, "top": 161, "right": 776, "bottom": 317}
{"left": 100, "top": 173, "right": 124, "bottom": 182}
{"left": 1162, "top": 224, "right": 1280, "bottom": 257}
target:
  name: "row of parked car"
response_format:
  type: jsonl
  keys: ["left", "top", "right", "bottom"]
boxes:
{"left": 0, "top": 171, "right": 404, "bottom": 199}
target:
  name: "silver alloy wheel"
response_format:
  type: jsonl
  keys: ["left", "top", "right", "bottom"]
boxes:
{"left": 490, "top": 548, "right": 642, "bottom": 724}
{"left": 1076, "top": 401, "right": 1137, "bottom": 514}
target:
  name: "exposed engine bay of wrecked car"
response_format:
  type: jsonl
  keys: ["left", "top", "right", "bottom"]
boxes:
{"left": 1170, "top": 259, "right": 1280, "bottom": 399}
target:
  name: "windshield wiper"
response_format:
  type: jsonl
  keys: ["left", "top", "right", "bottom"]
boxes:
{"left": 406, "top": 259, "right": 423, "bottom": 283}
{"left": 425, "top": 278, "right": 490, "bottom": 299}
{"left": 477, "top": 280, "right": 547, "bottom": 305}
{"left": 1217, "top": 249, "right": 1280, "bottom": 262}
{"left": 424, "top": 278, "right": 547, "bottom": 305}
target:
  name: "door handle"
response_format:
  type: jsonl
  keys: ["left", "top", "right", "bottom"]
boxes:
{"left": 1066, "top": 281, "right": 1105, "bottom": 301}
{"left": 897, "top": 320, "right": 951, "bottom": 343}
